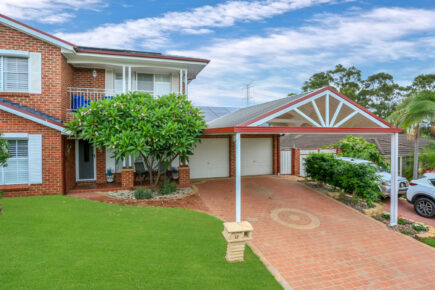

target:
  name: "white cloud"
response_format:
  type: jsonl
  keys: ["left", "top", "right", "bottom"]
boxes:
{"left": 55, "top": 0, "right": 334, "bottom": 48}
{"left": 169, "top": 7, "right": 435, "bottom": 106}
{"left": 0, "top": 0, "right": 105, "bottom": 24}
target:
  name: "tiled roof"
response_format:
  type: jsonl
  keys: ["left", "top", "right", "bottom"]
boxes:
{"left": 207, "top": 92, "right": 311, "bottom": 128}
{"left": 0, "top": 97, "right": 62, "bottom": 124}
{"left": 280, "top": 133, "right": 433, "bottom": 156}
{"left": 197, "top": 106, "right": 239, "bottom": 123}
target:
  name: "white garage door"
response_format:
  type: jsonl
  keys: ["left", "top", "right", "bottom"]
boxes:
{"left": 242, "top": 138, "right": 273, "bottom": 176}
{"left": 189, "top": 138, "right": 229, "bottom": 179}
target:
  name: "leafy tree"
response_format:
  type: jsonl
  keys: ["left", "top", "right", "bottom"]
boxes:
{"left": 0, "top": 131, "right": 10, "bottom": 214}
{"left": 411, "top": 74, "right": 435, "bottom": 92}
{"left": 420, "top": 141, "right": 435, "bottom": 173}
{"left": 388, "top": 90, "right": 435, "bottom": 179}
{"left": 328, "top": 135, "right": 389, "bottom": 168}
{"left": 67, "top": 92, "right": 206, "bottom": 190}
{"left": 300, "top": 64, "right": 406, "bottom": 119}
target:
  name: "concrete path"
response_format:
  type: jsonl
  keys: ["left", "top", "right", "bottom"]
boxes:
{"left": 195, "top": 176, "right": 435, "bottom": 289}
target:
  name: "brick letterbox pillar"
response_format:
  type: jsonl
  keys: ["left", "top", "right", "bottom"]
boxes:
{"left": 121, "top": 168, "right": 135, "bottom": 188}
{"left": 222, "top": 221, "right": 253, "bottom": 262}
{"left": 178, "top": 166, "right": 190, "bottom": 188}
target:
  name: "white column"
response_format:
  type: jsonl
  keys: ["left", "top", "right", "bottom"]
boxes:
{"left": 235, "top": 133, "right": 241, "bottom": 222}
{"left": 390, "top": 133, "right": 399, "bottom": 226}
{"left": 122, "top": 66, "right": 126, "bottom": 94}
{"left": 179, "top": 69, "right": 182, "bottom": 94}
{"left": 128, "top": 66, "right": 132, "bottom": 92}
{"left": 184, "top": 69, "right": 188, "bottom": 95}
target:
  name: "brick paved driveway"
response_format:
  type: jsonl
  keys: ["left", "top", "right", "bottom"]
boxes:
{"left": 195, "top": 176, "right": 435, "bottom": 289}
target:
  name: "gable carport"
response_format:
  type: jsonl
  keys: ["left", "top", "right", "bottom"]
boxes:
{"left": 204, "top": 87, "right": 402, "bottom": 226}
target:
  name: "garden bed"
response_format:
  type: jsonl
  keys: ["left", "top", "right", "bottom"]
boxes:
{"left": 106, "top": 187, "right": 193, "bottom": 200}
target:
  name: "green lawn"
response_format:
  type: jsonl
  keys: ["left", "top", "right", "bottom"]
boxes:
{"left": 421, "top": 238, "right": 435, "bottom": 247}
{"left": 0, "top": 196, "right": 280, "bottom": 289}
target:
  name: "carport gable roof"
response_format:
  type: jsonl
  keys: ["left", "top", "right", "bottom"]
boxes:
{"left": 205, "top": 87, "right": 401, "bottom": 134}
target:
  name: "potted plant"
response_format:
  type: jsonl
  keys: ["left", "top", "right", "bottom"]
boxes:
{"left": 106, "top": 168, "right": 114, "bottom": 183}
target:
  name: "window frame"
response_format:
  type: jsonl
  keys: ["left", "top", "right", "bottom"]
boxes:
{"left": 0, "top": 137, "right": 29, "bottom": 185}
{"left": 0, "top": 55, "right": 30, "bottom": 93}
{"left": 113, "top": 71, "right": 172, "bottom": 97}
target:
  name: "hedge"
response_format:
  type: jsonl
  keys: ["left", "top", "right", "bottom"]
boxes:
{"left": 304, "top": 153, "right": 382, "bottom": 207}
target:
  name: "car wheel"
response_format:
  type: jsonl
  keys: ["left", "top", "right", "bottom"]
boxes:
{"left": 414, "top": 197, "right": 435, "bottom": 218}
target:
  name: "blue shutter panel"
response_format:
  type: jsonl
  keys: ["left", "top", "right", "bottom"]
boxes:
{"left": 28, "top": 134, "right": 42, "bottom": 184}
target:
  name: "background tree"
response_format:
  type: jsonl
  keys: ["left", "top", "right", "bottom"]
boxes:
{"left": 300, "top": 64, "right": 406, "bottom": 119}
{"left": 67, "top": 93, "right": 206, "bottom": 190}
{"left": 327, "top": 135, "right": 389, "bottom": 168}
{"left": 388, "top": 90, "right": 435, "bottom": 179}
{"left": 410, "top": 74, "right": 435, "bottom": 92}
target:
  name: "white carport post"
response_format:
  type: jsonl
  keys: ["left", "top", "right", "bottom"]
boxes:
{"left": 235, "top": 132, "right": 241, "bottom": 222}
{"left": 390, "top": 132, "right": 399, "bottom": 226}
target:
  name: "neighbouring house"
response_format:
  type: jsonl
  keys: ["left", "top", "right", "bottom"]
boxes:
{"left": 280, "top": 134, "right": 433, "bottom": 176}
{"left": 0, "top": 14, "right": 402, "bottom": 198}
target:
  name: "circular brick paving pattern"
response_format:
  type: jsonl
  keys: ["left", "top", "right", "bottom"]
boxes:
{"left": 270, "top": 208, "right": 320, "bottom": 230}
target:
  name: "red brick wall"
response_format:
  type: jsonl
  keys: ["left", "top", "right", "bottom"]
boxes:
{"left": 64, "top": 138, "right": 76, "bottom": 192}
{"left": 121, "top": 168, "right": 134, "bottom": 188}
{"left": 0, "top": 111, "right": 63, "bottom": 196}
{"left": 0, "top": 23, "right": 64, "bottom": 120}
{"left": 273, "top": 135, "right": 280, "bottom": 175}
{"left": 61, "top": 57, "right": 74, "bottom": 122}
{"left": 96, "top": 147, "right": 106, "bottom": 184}
{"left": 73, "top": 68, "right": 105, "bottom": 89}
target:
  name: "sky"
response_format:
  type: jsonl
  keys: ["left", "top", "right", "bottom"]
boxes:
{"left": 2, "top": 0, "right": 435, "bottom": 107}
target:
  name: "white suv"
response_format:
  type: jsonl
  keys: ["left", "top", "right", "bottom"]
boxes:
{"left": 336, "top": 157, "right": 409, "bottom": 196}
{"left": 406, "top": 173, "right": 435, "bottom": 218}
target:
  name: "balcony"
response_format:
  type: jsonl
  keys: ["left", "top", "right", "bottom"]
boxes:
{"left": 67, "top": 87, "right": 154, "bottom": 111}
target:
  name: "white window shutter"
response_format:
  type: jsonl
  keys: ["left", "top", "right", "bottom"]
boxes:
{"left": 28, "top": 134, "right": 42, "bottom": 184}
{"left": 29, "top": 52, "right": 41, "bottom": 94}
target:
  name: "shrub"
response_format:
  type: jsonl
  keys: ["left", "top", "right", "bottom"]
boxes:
{"left": 412, "top": 223, "right": 427, "bottom": 232}
{"left": 397, "top": 218, "right": 408, "bottom": 225}
{"left": 382, "top": 213, "right": 390, "bottom": 220}
{"left": 134, "top": 188, "right": 153, "bottom": 200}
{"left": 305, "top": 153, "right": 382, "bottom": 207}
{"left": 158, "top": 179, "right": 178, "bottom": 195}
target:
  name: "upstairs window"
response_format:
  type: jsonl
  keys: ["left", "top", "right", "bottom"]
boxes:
{"left": 0, "top": 56, "right": 29, "bottom": 92}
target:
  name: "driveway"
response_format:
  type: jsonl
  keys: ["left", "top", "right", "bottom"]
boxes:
{"left": 195, "top": 176, "right": 435, "bottom": 289}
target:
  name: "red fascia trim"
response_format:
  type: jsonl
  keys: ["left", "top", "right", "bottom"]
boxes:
{"left": 203, "top": 126, "right": 402, "bottom": 134}
{"left": 0, "top": 13, "right": 77, "bottom": 48}
{"left": 0, "top": 101, "right": 67, "bottom": 129}
{"left": 75, "top": 48, "right": 211, "bottom": 63}
{"left": 240, "top": 86, "right": 395, "bottom": 128}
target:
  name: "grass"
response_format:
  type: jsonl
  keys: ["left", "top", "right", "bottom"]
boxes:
{"left": 0, "top": 196, "right": 280, "bottom": 289}
{"left": 421, "top": 238, "right": 435, "bottom": 247}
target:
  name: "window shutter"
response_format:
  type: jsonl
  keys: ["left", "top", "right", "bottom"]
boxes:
{"left": 28, "top": 134, "right": 42, "bottom": 184}
{"left": 0, "top": 57, "right": 3, "bottom": 90}
{"left": 29, "top": 53, "right": 41, "bottom": 94}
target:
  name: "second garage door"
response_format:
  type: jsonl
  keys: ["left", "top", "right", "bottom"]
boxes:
{"left": 189, "top": 138, "right": 229, "bottom": 179}
{"left": 242, "top": 138, "right": 273, "bottom": 176}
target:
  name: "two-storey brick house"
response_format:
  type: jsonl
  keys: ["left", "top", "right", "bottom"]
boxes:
{"left": 0, "top": 14, "right": 209, "bottom": 196}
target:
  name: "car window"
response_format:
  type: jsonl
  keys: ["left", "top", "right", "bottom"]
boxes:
{"left": 430, "top": 179, "right": 435, "bottom": 187}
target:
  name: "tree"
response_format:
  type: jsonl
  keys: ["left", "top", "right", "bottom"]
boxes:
{"left": 328, "top": 135, "right": 389, "bottom": 168}
{"left": 0, "top": 131, "right": 10, "bottom": 167}
{"left": 300, "top": 64, "right": 406, "bottom": 119}
{"left": 67, "top": 92, "right": 207, "bottom": 190}
{"left": 411, "top": 74, "right": 435, "bottom": 92}
{"left": 388, "top": 90, "right": 435, "bottom": 179}
{"left": 0, "top": 131, "right": 11, "bottom": 214}
{"left": 419, "top": 141, "right": 435, "bottom": 173}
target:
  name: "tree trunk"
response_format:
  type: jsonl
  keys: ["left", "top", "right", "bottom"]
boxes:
{"left": 412, "top": 125, "right": 420, "bottom": 180}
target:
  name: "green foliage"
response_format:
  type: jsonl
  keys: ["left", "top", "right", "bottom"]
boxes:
{"left": 412, "top": 223, "right": 427, "bottom": 232}
{"left": 300, "top": 64, "right": 408, "bottom": 119}
{"left": 305, "top": 153, "right": 382, "bottom": 207}
{"left": 134, "top": 188, "right": 153, "bottom": 200}
{"left": 66, "top": 92, "right": 206, "bottom": 190}
{"left": 397, "top": 218, "right": 408, "bottom": 225}
{"left": 420, "top": 141, "right": 435, "bottom": 172}
{"left": 328, "top": 135, "right": 389, "bottom": 168}
{"left": 382, "top": 213, "right": 390, "bottom": 220}
{"left": 0, "top": 131, "right": 11, "bottom": 167}
{"left": 158, "top": 179, "right": 178, "bottom": 195}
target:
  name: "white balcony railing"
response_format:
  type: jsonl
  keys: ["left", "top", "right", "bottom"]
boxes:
{"left": 67, "top": 87, "right": 153, "bottom": 111}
